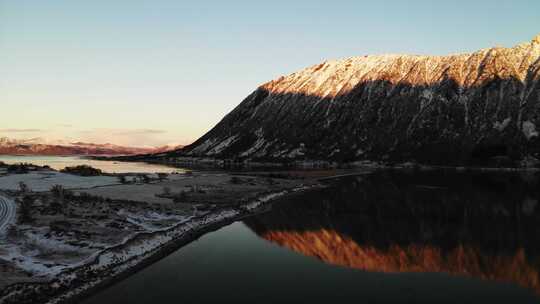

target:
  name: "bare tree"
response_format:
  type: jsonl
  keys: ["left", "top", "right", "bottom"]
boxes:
{"left": 18, "top": 195, "right": 34, "bottom": 223}
{"left": 18, "top": 182, "right": 30, "bottom": 193}
{"left": 50, "top": 184, "right": 70, "bottom": 213}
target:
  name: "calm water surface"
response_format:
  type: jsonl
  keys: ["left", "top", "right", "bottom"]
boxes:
{"left": 0, "top": 155, "right": 183, "bottom": 174}
{"left": 84, "top": 170, "right": 540, "bottom": 303}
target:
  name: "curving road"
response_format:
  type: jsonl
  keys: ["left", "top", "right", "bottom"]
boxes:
{"left": 0, "top": 194, "right": 16, "bottom": 234}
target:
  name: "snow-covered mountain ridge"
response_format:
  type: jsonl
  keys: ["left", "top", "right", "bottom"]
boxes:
{"left": 0, "top": 137, "right": 178, "bottom": 156}
{"left": 159, "top": 34, "right": 540, "bottom": 165}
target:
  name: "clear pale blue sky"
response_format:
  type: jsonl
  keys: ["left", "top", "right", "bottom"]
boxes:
{"left": 1, "top": 0, "right": 539, "bottom": 146}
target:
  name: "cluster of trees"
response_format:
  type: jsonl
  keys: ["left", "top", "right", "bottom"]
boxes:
{"left": 1, "top": 162, "right": 51, "bottom": 174}
{"left": 156, "top": 182, "right": 209, "bottom": 204}
{"left": 60, "top": 165, "right": 103, "bottom": 176}
{"left": 6, "top": 163, "right": 34, "bottom": 174}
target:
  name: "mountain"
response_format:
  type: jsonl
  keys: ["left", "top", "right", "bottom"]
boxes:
{"left": 159, "top": 34, "right": 540, "bottom": 166}
{"left": 0, "top": 137, "right": 177, "bottom": 156}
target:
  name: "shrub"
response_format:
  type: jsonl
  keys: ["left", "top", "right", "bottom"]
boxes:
{"left": 7, "top": 163, "right": 30, "bottom": 174}
{"left": 118, "top": 175, "right": 128, "bottom": 184}
{"left": 157, "top": 173, "right": 168, "bottom": 181}
{"left": 173, "top": 191, "right": 188, "bottom": 203}
{"left": 230, "top": 176, "right": 243, "bottom": 184}
{"left": 138, "top": 174, "right": 151, "bottom": 183}
{"left": 49, "top": 220, "right": 72, "bottom": 233}
{"left": 78, "top": 191, "right": 94, "bottom": 201}
{"left": 49, "top": 184, "right": 73, "bottom": 211}
{"left": 162, "top": 186, "right": 171, "bottom": 196}
{"left": 50, "top": 184, "right": 66, "bottom": 198}
{"left": 18, "top": 195, "right": 34, "bottom": 223}
{"left": 6, "top": 225, "right": 22, "bottom": 239}
{"left": 188, "top": 185, "right": 205, "bottom": 193}
{"left": 265, "top": 177, "right": 278, "bottom": 185}
{"left": 18, "top": 182, "right": 30, "bottom": 193}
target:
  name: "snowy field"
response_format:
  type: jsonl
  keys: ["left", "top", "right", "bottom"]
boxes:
{"left": 0, "top": 165, "right": 316, "bottom": 304}
{"left": 0, "top": 171, "right": 119, "bottom": 192}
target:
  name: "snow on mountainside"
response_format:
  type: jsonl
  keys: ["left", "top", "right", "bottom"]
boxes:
{"left": 158, "top": 34, "right": 540, "bottom": 166}
{"left": 0, "top": 137, "right": 177, "bottom": 156}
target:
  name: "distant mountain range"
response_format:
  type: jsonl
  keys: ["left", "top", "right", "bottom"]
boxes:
{"left": 147, "top": 33, "right": 540, "bottom": 167}
{"left": 0, "top": 137, "right": 180, "bottom": 156}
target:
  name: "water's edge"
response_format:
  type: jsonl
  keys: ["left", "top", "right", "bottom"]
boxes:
{"left": 0, "top": 185, "right": 319, "bottom": 304}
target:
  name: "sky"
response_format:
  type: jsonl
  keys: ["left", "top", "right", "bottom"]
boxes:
{"left": 1, "top": 0, "right": 540, "bottom": 147}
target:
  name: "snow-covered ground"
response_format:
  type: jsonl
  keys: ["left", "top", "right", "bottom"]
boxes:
{"left": 1, "top": 228, "right": 98, "bottom": 277}
{"left": 48, "top": 186, "right": 312, "bottom": 304}
{"left": 0, "top": 171, "right": 119, "bottom": 192}
{"left": 0, "top": 165, "right": 319, "bottom": 303}
{"left": 0, "top": 183, "right": 316, "bottom": 304}
{"left": 117, "top": 209, "right": 195, "bottom": 232}
{"left": 0, "top": 207, "right": 196, "bottom": 279}
{"left": 0, "top": 194, "right": 16, "bottom": 235}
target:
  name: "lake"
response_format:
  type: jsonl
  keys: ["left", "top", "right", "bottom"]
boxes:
{"left": 0, "top": 155, "right": 183, "bottom": 174}
{"left": 83, "top": 170, "right": 540, "bottom": 303}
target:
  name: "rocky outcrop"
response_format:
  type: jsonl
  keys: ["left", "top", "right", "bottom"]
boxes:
{"left": 169, "top": 34, "right": 540, "bottom": 166}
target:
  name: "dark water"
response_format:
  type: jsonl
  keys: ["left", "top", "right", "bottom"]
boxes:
{"left": 84, "top": 170, "right": 540, "bottom": 304}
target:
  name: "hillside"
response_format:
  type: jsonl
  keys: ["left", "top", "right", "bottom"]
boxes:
{"left": 152, "top": 34, "right": 540, "bottom": 166}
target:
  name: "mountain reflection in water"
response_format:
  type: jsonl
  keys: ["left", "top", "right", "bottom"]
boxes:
{"left": 244, "top": 170, "right": 540, "bottom": 294}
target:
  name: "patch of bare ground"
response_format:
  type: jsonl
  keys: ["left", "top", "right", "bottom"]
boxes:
{"left": 84, "top": 172, "right": 306, "bottom": 205}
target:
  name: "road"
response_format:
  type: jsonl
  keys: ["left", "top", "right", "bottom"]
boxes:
{"left": 0, "top": 194, "right": 16, "bottom": 234}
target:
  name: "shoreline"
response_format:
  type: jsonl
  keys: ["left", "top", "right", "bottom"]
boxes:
{"left": 2, "top": 157, "right": 538, "bottom": 304}
{"left": 0, "top": 184, "right": 318, "bottom": 304}
{"left": 91, "top": 155, "right": 540, "bottom": 172}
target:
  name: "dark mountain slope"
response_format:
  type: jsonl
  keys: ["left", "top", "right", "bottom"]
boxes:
{"left": 166, "top": 34, "right": 540, "bottom": 166}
